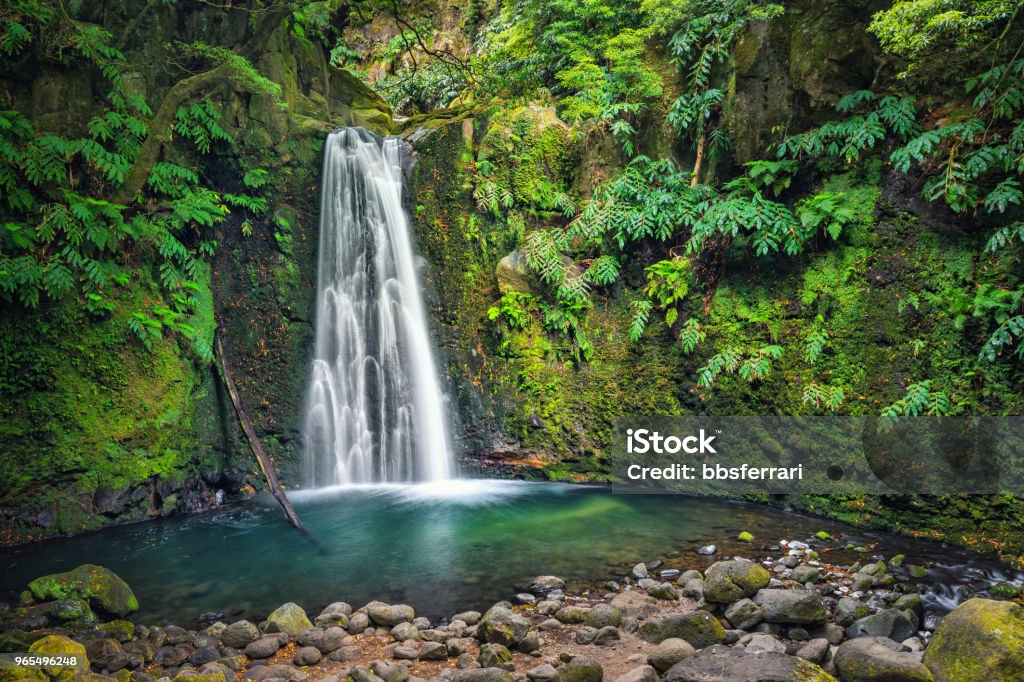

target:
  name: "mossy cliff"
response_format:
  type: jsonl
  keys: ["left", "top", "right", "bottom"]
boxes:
{"left": 0, "top": 1, "right": 390, "bottom": 543}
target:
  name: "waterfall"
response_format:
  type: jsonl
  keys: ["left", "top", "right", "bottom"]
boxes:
{"left": 302, "top": 128, "right": 454, "bottom": 486}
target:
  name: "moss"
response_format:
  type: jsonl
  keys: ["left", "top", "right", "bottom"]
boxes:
{"left": 924, "top": 598, "right": 1024, "bottom": 682}
{"left": 28, "top": 564, "right": 138, "bottom": 617}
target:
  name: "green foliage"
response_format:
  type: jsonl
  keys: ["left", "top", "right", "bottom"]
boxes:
{"left": 879, "top": 380, "right": 952, "bottom": 431}
{"left": 644, "top": 258, "right": 691, "bottom": 327}
{"left": 488, "top": 291, "right": 535, "bottom": 329}
{"left": 678, "top": 317, "right": 705, "bottom": 353}
{"left": 802, "top": 382, "right": 845, "bottom": 411}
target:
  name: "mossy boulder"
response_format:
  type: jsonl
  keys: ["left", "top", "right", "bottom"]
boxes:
{"left": 559, "top": 655, "right": 603, "bottom": 682}
{"left": 477, "top": 606, "right": 531, "bottom": 648}
{"left": 638, "top": 611, "right": 726, "bottom": 648}
{"left": 923, "top": 598, "right": 1024, "bottom": 682}
{"left": 264, "top": 602, "right": 313, "bottom": 636}
{"left": 662, "top": 645, "right": 836, "bottom": 682}
{"left": 28, "top": 634, "right": 88, "bottom": 681}
{"left": 835, "top": 637, "right": 934, "bottom": 682}
{"left": 703, "top": 559, "right": 771, "bottom": 604}
{"left": 28, "top": 565, "right": 138, "bottom": 617}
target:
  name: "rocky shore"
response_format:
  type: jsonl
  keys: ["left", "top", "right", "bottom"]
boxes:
{"left": 2, "top": 537, "right": 1023, "bottom": 682}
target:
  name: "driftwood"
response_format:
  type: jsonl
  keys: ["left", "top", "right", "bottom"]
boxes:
{"left": 213, "top": 326, "right": 304, "bottom": 531}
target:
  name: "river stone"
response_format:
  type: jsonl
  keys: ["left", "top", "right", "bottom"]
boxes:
{"left": 609, "top": 591, "right": 659, "bottom": 619}
{"left": 86, "top": 638, "right": 129, "bottom": 672}
{"left": 639, "top": 611, "right": 726, "bottom": 648}
{"left": 347, "top": 612, "right": 371, "bottom": 634}
{"left": 752, "top": 589, "right": 827, "bottom": 624}
{"left": 894, "top": 593, "right": 924, "bottom": 616}
{"left": 517, "top": 632, "right": 540, "bottom": 654}
{"left": 923, "top": 598, "right": 1024, "bottom": 682}
{"left": 454, "top": 669, "right": 514, "bottom": 682}
{"left": 538, "top": 618, "right": 561, "bottom": 631}
{"left": 792, "top": 565, "right": 821, "bottom": 583}
{"left": 647, "top": 583, "right": 679, "bottom": 601}
{"left": 703, "top": 560, "right": 771, "bottom": 604}
{"left": 680, "top": 579, "right": 703, "bottom": 600}
{"left": 418, "top": 641, "right": 447, "bottom": 660}
{"left": 477, "top": 607, "right": 530, "bottom": 647}
{"left": 594, "top": 626, "right": 620, "bottom": 645}
{"left": 836, "top": 597, "right": 870, "bottom": 626}
{"left": 245, "top": 636, "right": 283, "bottom": 659}
{"left": 663, "top": 645, "right": 835, "bottom": 682}
{"left": 453, "top": 611, "right": 482, "bottom": 625}
{"left": 647, "top": 638, "right": 695, "bottom": 672}
{"left": 745, "top": 633, "right": 786, "bottom": 654}
{"left": 265, "top": 603, "right": 313, "bottom": 636}
{"left": 222, "top": 621, "right": 259, "bottom": 649}
{"left": 612, "top": 666, "right": 658, "bottom": 682}
{"left": 847, "top": 608, "right": 919, "bottom": 642}
{"left": 583, "top": 604, "right": 622, "bottom": 628}
{"left": 29, "top": 564, "right": 139, "bottom": 617}
{"left": 632, "top": 563, "right": 650, "bottom": 579}
{"left": 554, "top": 606, "right": 589, "bottom": 624}
{"left": 349, "top": 667, "right": 387, "bottom": 682}
{"left": 316, "top": 607, "right": 351, "bottom": 628}
{"left": 526, "top": 664, "right": 557, "bottom": 682}
{"left": 834, "top": 637, "right": 933, "bottom": 682}
{"left": 329, "top": 645, "right": 362, "bottom": 662}
{"left": 528, "top": 576, "right": 565, "bottom": 595}
{"left": 174, "top": 671, "right": 226, "bottom": 682}
{"left": 293, "top": 646, "right": 321, "bottom": 666}
{"left": 796, "top": 638, "right": 830, "bottom": 664}
{"left": 371, "top": 661, "right": 408, "bottom": 682}
{"left": 851, "top": 573, "right": 876, "bottom": 592}
{"left": 190, "top": 645, "right": 220, "bottom": 666}
{"left": 29, "top": 635, "right": 88, "bottom": 679}
{"left": 724, "top": 598, "right": 764, "bottom": 630}
{"left": 575, "top": 626, "right": 598, "bottom": 645}
{"left": 559, "top": 655, "right": 603, "bottom": 682}
{"left": 367, "top": 602, "right": 415, "bottom": 627}
{"left": 391, "top": 622, "right": 419, "bottom": 641}
{"left": 393, "top": 644, "right": 420, "bottom": 660}
{"left": 320, "top": 627, "right": 346, "bottom": 653}
{"left": 478, "top": 644, "right": 511, "bottom": 668}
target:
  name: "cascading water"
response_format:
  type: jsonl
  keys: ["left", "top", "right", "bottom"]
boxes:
{"left": 302, "top": 128, "right": 454, "bottom": 486}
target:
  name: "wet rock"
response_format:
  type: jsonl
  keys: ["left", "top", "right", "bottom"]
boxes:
{"left": 222, "top": 621, "right": 259, "bottom": 649}
{"left": 638, "top": 611, "right": 726, "bottom": 648}
{"left": 647, "top": 638, "right": 695, "bottom": 672}
{"left": 189, "top": 645, "right": 220, "bottom": 666}
{"left": 478, "top": 644, "right": 511, "bottom": 668}
{"left": 834, "top": 637, "right": 933, "bottom": 682}
{"left": 697, "top": 545, "right": 716, "bottom": 556}
{"left": 662, "top": 645, "right": 834, "bottom": 682}
{"left": 154, "top": 644, "right": 192, "bottom": 666}
{"left": 527, "top": 577, "right": 565, "bottom": 595}
{"left": 703, "top": 560, "right": 771, "bottom": 604}
{"left": 724, "top": 598, "right": 764, "bottom": 630}
{"left": 632, "top": 564, "right": 650, "bottom": 580}
{"left": 367, "top": 602, "right": 416, "bottom": 627}
{"left": 86, "top": 639, "right": 129, "bottom": 673}
{"left": 846, "top": 609, "right": 918, "bottom": 642}
{"left": 29, "top": 564, "right": 139, "bottom": 617}
{"left": 752, "top": 589, "right": 827, "bottom": 624}
{"left": 245, "top": 637, "right": 283, "bottom": 659}
{"left": 612, "top": 666, "right": 658, "bottom": 682}
{"left": 894, "top": 593, "right": 924, "bottom": 616}
{"left": 558, "top": 655, "right": 603, "bottom": 682}
{"left": 265, "top": 603, "right": 313, "bottom": 636}
{"left": 923, "top": 598, "right": 1024, "bottom": 682}
{"left": 583, "top": 604, "right": 622, "bottom": 628}
{"left": 477, "top": 607, "right": 530, "bottom": 647}
{"left": 164, "top": 626, "right": 191, "bottom": 645}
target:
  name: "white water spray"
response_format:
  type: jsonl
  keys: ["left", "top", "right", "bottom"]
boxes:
{"left": 303, "top": 128, "right": 454, "bottom": 485}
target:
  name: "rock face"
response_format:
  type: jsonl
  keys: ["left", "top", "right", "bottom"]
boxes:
{"left": 834, "top": 637, "right": 934, "bottom": 682}
{"left": 476, "top": 607, "right": 531, "bottom": 647}
{"left": 639, "top": 611, "right": 726, "bottom": 648}
{"left": 752, "top": 589, "right": 827, "bottom": 624}
{"left": 28, "top": 565, "right": 138, "bottom": 617}
{"left": 265, "top": 603, "right": 313, "bottom": 636}
{"left": 662, "top": 645, "right": 836, "bottom": 682}
{"left": 923, "top": 598, "right": 1024, "bottom": 682}
{"left": 703, "top": 560, "right": 771, "bottom": 604}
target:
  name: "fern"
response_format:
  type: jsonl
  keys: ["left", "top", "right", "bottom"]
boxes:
{"left": 802, "top": 382, "right": 845, "bottom": 410}
{"left": 630, "top": 300, "right": 652, "bottom": 342}
{"left": 678, "top": 318, "right": 705, "bottom": 353}
{"left": 879, "top": 380, "right": 952, "bottom": 432}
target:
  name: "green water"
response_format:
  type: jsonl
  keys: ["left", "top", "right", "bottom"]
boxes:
{"left": 0, "top": 481, "right": 1014, "bottom": 623}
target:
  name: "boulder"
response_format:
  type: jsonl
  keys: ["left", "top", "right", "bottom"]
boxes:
{"left": 245, "top": 636, "right": 283, "bottom": 659}
{"left": 294, "top": 646, "right": 321, "bottom": 666}
{"left": 478, "top": 643, "right": 511, "bottom": 668}
{"left": 834, "top": 637, "right": 934, "bottom": 682}
{"left": 639, "top": 611, "right": 726, "bottom": 648}
{"left": 476, "top": 607, "right": 530, "bottom": 647}
{"left": 647, "top": 638, "right": 695, "bottom": 672}
{"left": 752, "top": 589, "right": 827, "bottom": 624}
{"left": 923, "top": 598, "right": 1024, "bottom": 682}
{"left": 835, "top": 597, "right": 870, "bottom": 627}
{"left": 29, "top": 634, "right": 88, "bottom": 680}
{"left": 609, "top": 591, "right": 659, "bottom": 619}
{"left": 85, "top": 638, "right": 129, "bottom": 672}
{"left": 703, "top": 560, "right": 771, "bottom": 604}
{"left": 265, "top": 603, "right": 313, "bottom": 636}
{"left": 558, "top": 655, "right": 603, "bottom": 682}
{"left": 527, "top": 664, "right": 558, "bottom": 682}
{"left": 583, "top": 604, "right": 622, "bottom": 628}
{"left": 366, "top": 602, "right": 415, "bottom": 627}
{"left": 647, "top": 583, "right": 679, "bottom": 601}
{"left": 528, "top": 576, "right": 565, "bottom": 594}
{"left": 846, "top": 609, "right": 918, "bottom": 642}
{"left": 724, "top": 598, "right": 764, "bottom": 630}
{"left": 662, "top": 645, "right": 836, "bottom": 681}
{"left": 222, "top": 621, "right": 260, "bottom": 649}
{"left": 28, "top": 564, "right": 138, "bottom": 616}
{"left": 454, "top": 669, "right": 514, "bottom": 682}
{"left": 612, "top": 666, "right": 658, "bottom": 682}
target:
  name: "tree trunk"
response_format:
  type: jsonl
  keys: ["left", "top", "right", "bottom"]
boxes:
{"left": 214, "top": 327, "right": 304, "bottom": 531}
{"left": 690, "top": 130, "right": 706, "bottom": 187}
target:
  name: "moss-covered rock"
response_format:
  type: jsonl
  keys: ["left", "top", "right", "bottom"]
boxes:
{"left": 703, "top": 559, "right": 771, "bottom": 603}
{"left": 28, "top": 634, "right": 88, "bottom": 681}
{"left": 28, "top": 565, "right": 138, "bottom": 617}
{"left": 638, "top": 612, "right": 726, "bottom": 648}
{"left": 264, "top": 602, "right": 313, "bottom": 636}
{"left": 923, "top": 598, "right": 1024, "bottom": 682}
